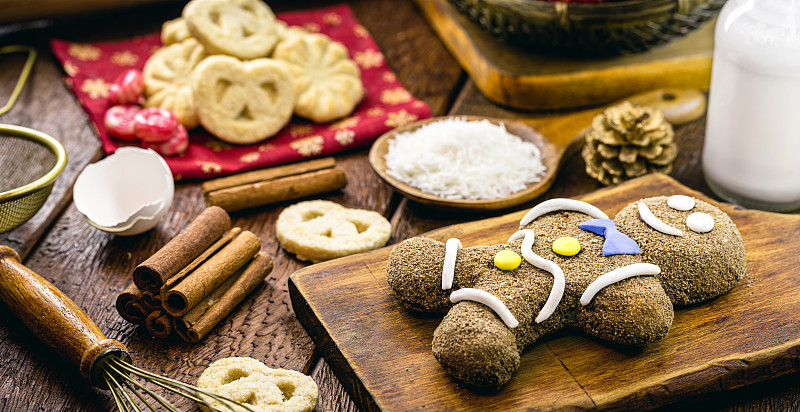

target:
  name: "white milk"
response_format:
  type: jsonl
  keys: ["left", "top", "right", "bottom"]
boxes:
{"left": 702, "top": 0, "right": 800, "bottom": 211}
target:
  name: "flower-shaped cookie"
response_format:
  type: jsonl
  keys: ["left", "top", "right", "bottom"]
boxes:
{"left": 273, "top": 32, "right": 364, "bottom": 123}
{"left": 183, "top": 0, "right": 280, "bottom": 60}
{"left": 143, "top": 38, "right": 206, "bottom": 129}
{"left": 191, "top": 55, "right": 296, "bottom": 144}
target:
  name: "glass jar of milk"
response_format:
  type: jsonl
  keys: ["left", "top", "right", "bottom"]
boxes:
{"left": 703, "top": 0, "right": 800, "bottom": 212}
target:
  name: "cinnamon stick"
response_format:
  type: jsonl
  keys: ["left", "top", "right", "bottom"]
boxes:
{"left": 203, "top": 159, "right": 346, "bottom": 212}
{"left": 175, "top": 252, "right": 273, "bottom": 343}
{"left": 133, "top": 206, "right": 231, "bottom": 291}
{"left": 139, "top": 290, "right": 162, "bottom": 311}
{"left": 145, "top": 310, "right": 173, "bottom": 339}
{"left": 162, "top": 230, "right": 261, "bottom": 317}
{"left": 202, "top": 157, "right": 336, "bottom": 193}
{"left": 160, "top": 227, "right": 242, "bottom": 302}
{"left": 115, "top": 283, "right": 150, "bottom": 325}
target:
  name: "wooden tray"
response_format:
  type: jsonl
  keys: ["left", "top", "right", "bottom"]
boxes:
{"left": 289, "top": 174, "right": 800, "bottom": 411}
{"left": 414, "top": 0, "right": 715, "bottom": 111}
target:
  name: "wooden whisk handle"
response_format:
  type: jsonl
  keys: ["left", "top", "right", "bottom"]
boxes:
{"left": 0, "top": 246, "right": 128, "bottom": 387}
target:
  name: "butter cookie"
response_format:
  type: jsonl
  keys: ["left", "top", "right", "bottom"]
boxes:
{"left": 192, "top": 55, "right": 295, "bottom": 144}
{"left": 143, "top": 38, "right": 206, "bottom": 129}
{"left": 183, "top": 0, "right": 280, "bottom": 60}
{"left": 276, "top": 200, "right": 391, "bottom": 263}
{"left": 197, "top": 357, "right": 318, "bottom": 412}
{"left": 273, "top": 32, "right": 364, "bottom": 123}
{"left": 161, "top": 18, "right": 192, "bottom": 46}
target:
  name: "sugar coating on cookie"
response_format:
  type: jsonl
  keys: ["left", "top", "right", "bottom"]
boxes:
{"left": 615, "top": 196, "right": 746, "bottom": 305}
{"left": 192, "top": 55, "right": 296, "bottom": 144}
{"left": 276, "top": 200, "right": 391, "bottom": 263}
{"left": 143, "top": 38, "right": 207, "bottom": 129}
{"left": 273, "top": 31, "right": 364, "bottom": 123}
{"left": 183, "top": 0, "right": 280, "bottom": 59}
{"left": 196, "top": 357, "right": 318, "bottom": 412}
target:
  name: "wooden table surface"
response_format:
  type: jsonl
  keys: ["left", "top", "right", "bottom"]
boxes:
{"left": 1, "top": 1, "right": 799, "bottom": 411}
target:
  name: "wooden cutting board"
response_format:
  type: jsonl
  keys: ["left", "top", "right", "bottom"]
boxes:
{"left": 289, "top": 174, "right": 800, "bottom": 411}
{"left": 414, "top": 0, "right": 715, "bottom": 111}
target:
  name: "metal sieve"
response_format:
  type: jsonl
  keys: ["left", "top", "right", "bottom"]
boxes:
{"left": 0, "top": 45, "right": 67, "bottom": 233}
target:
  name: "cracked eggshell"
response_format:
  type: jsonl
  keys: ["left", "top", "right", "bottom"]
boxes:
{"left": 74, "top": 147, "right": 174, "bottom": 236}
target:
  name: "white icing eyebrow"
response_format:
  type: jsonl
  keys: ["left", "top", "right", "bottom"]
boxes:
{"left": 442, "top": 238, "right": 462, "bottom": 290}
{"left": 580, "top": 263, "right": 661, "bottom": 305}
{"left": 667, "top": 195, "right": 695, "bottom": 211}
{"left": 450, "top": 288, "right": 519, "bottom": 328}
{"left": 686, "top": 212, "right": 714, "bottom": 233}
{"left": 508, "top": 229, "right": 564, "bottom": 323}
{"left": 638, "top": 201, "right": 683, "bottom": 236}
{"left": 520, "top": 198, "right": 608, "bottom": 227}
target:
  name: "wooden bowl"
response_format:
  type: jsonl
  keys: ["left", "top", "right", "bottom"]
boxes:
{"left": 368, "top": 116, "right": 562, "bottom": 212}
{"left": 449, "top": 0, "right": 726, "bottom": 55}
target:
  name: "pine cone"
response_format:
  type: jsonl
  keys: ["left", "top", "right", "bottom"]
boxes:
{"left": 581, "top": 101, "right": 677, "bottom": 186}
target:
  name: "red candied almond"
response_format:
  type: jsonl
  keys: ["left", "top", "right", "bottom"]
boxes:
{"left": 108, "top": 69, "right": 144, "bottom": 106}
{"left": 134, "top": 107, "right": 179, "bottom": 143}
{"left": 104, "top": 105, "right": 141, "bottom": 140}
{"left": 144, "top": 124, "right": 189, "bottom": 157}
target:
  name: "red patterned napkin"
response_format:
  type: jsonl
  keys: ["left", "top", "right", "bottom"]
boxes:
{"left": 50, "top": 4, "right": 430, "bottom": 180}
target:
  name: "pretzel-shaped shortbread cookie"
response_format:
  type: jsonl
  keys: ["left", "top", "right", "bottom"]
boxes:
{"left": 276, "top": 200, "right": 391, "bottom": 263}
{"left": 192, "top": 55, "right": 296, "bottom": 144}
{"left": 161, "top": 18, "right": 192, "bottom": 46}
{"left": 183, "top": 0, "right": 280, "bottom": 60}
{"left": 143, "top": 38, "right": 206, "bottom": 129}
{"left": 197, "top": 357, "right": 318, "bottom": 412}
{"left": 273, "top": 32, "right": 364, "bottom": 123}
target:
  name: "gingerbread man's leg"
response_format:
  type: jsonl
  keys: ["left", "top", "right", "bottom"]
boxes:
{"left": 577, "top": 265, "right": 674, "bottom": 346}
{"left": 431, "top": 273, "right": 551, "bottom": 389}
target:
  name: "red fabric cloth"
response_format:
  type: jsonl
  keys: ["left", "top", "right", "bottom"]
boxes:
{"left": 50, "top": 4, "right": 430, "bottom": 180}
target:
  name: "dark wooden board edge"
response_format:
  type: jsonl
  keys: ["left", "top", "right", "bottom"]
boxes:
{"left": 413, "top": 0, "right": 714, "bottom": 110}
{"left": 289, "top": 278, "right": 381, "bottom": 412}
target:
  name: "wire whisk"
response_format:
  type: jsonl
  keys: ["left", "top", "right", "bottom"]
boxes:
{"left": 0, "top": 245, "right": 254, "bottom": 412}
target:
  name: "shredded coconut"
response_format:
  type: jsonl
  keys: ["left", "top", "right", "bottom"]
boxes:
{"left": 384, "top": 118, "right": 547, "bottom": 200}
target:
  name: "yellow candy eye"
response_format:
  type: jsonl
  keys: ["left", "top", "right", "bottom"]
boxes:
{"left": 494, "top": 250, "right": 522, "bottom": 271}
{"left": 552, "top": 236, "right": 581, "bottom": 256}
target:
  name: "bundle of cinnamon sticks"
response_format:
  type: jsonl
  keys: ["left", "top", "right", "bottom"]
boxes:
{"left": 116, "top": 206, "right": 273, "bottom": 343}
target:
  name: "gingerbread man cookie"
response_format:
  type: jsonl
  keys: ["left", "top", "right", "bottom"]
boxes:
{"left": 192, "top": 55, "right": 296, "bottom": 144}
{"left": 387, "top": 197, "right": 744, "bottom": 388}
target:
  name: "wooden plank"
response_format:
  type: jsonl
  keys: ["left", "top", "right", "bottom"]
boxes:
{"left": 290, "top": 174, "right": 800, "bottom": 411}
{"left": 414, "top": 0, "right": 715, "bottom": 111}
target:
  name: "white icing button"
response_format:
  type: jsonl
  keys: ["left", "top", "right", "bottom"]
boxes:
{"left": 667, "top": 195, "right": 695, "bottom": 211}
{"left": 580, "top": 263, "right": 661, "bottom": 305}
{"left": 442, "top": 238, "right": 462, "bottom": 290}
{"left": 520, "top": 198, "right": 608, "bottom": 227}
{"left": 450, "top": 288, "right": 519, "bottom": 328}
{"left": 638, "top": 201, "right": 683, "bottom": 237}
{"left": 686, "top": 212, "right": 715, "bottom": 233}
